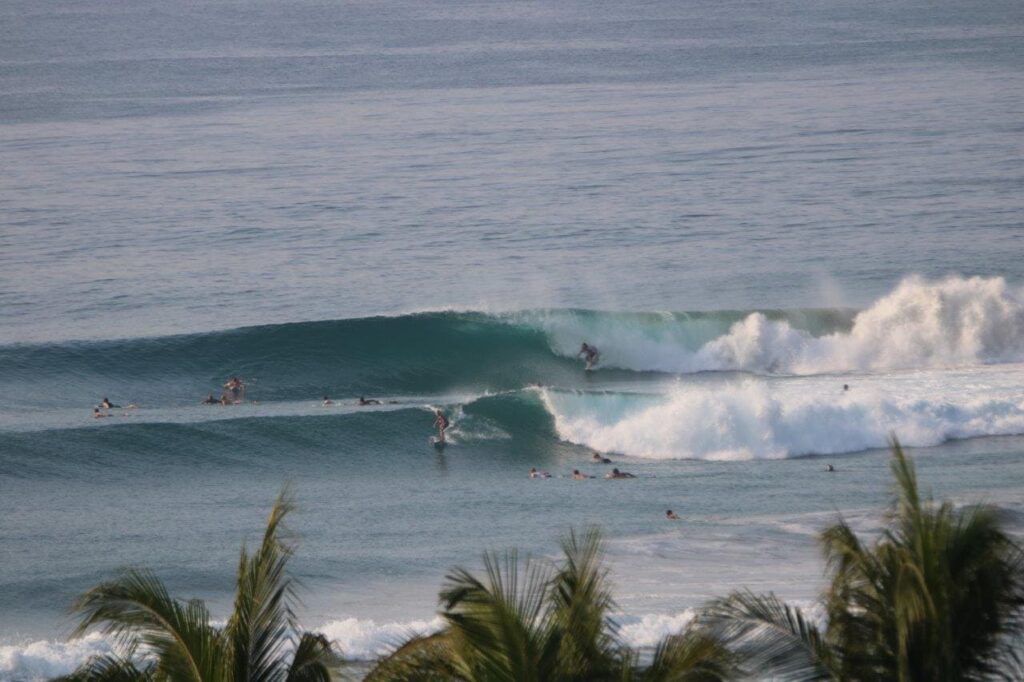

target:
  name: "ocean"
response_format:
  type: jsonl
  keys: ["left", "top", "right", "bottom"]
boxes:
{"left": 1, "top": 0, "right": 1023, "bottom": 678}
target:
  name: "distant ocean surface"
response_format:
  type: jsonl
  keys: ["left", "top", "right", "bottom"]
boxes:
{"left": 2, "top": 0, "right": 1024, "bottom": 678}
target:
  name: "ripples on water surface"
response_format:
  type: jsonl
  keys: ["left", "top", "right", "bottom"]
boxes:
{"left": 1, "top": 0, "right": 1024, "bottom": 678}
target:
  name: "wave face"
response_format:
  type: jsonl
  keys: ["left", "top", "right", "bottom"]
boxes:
{"left": 2, "top": 275, "right": 1020, "bottom": 406}
{"left": 1, "top": 275, "right": 1022, "bottom": 457}
{"left": 536, "top": 275, "right": 1024, "bottom": 374}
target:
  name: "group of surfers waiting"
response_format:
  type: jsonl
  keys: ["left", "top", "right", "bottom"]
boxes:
{"left": 97, "top": 341, "right": 600, "bottom": 439}
{"left": 529, "top": 452, "right": 636, "bottom": 480}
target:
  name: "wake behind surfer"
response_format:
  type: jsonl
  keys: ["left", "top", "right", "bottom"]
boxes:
{"left": 578, "top": 342, "right": 600, "bottom": 371}
{"left": 434, "top": 409, "right": 450, "bottom": 443}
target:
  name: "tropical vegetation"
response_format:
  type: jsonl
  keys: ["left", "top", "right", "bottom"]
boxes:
{"left": 57, "top": 440, "right": 1024, "bottom": 681}
{"left": 56, "top": 490, "right": 336, "bottom": 682}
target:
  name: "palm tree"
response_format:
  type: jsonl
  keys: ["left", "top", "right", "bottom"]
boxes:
{"left": 364, "top": 528, "right": 737, "bottom": 682}
{"left": 701, "top": 439, "right": 1024, "bottom": 681}
{"left": 56, "top": 490, "right": 336, "bottom": 682}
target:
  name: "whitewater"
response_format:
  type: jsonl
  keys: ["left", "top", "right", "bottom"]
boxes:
{"left": 3, "top": 276, "right": 1024, "bottom": 678}
{"left": 3, "top": 0, "right": 1024, "bottom": 675}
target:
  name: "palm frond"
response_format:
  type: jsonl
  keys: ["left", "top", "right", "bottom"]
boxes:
{"left": 226, "top": 487, "right": 301, "bottom": 682}
{"left": 364, "top": 631, "right": 463, "bottom": 682}
{"left": 642, "top": 628, "right": 739, "bottom": 682}
{"left": 700, "top": 589, "right": 833, "bottom": 680}
{"left": 437, "top": 549, "right": 555, "bottom": 681}
{"left": 53, "top": 653, "right": 154, "bottom": 682}
{"left": 69, "top": 568, "right": 226, "bottom": 682}
{"left": 548, "top": 527, "right": 620, "bottom": 680}
{"left": 284, "top": 632, "right": 337, "bottom": 682}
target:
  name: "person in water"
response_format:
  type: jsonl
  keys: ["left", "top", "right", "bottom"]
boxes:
{"left": 606, "top": 468, "right": 636, "bottom": 479}
{"left": 825, "top": 464, "right": 835, "bottom": 472}
{"left": 220, "top": 393, "right": 233, "bottom": 405}
{"left": 591, "top": 452, "right": 612, "bottom": 464}
{"left": 434, "top": 409, "right": 450, "bottom": 443}
{"left": 358, "top": 396, "right": 382, "bottom": 406}
{"left": 529, "top": 467, "right": 551, "bottom": 479}
{"left": 100, "top": 397, "right": 120, "bottom": 409}
{"left": 202, "top": 393, "right": 218, "bottom": 405}
{"left": 322, "top": 396, "right": 334, "bottom": 406}
{"left": 666, "top": 509, "right": 680, "bottom": 520}
{"left": 578, "top": 342, "right": 600, "bottom": 370}
{"left": 843, "top": 384, "right": 850, "bottom": 391}
{"left": 93, "top": 407, "right": 108, "bottom": 419}
{"left": 572, "top": 469, "right": 593, "bottom": 480}
{"left": 224, "top": 377, "right": 244, "bottom": 402}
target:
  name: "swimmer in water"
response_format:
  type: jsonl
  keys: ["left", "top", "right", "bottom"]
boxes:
{"left": 202, "top": 394, "right": 218, "bottom": 405}
{"left": 322, "top": 396, "right": 334, "bottom": 406}
{"left": 666, "top": 510, "right": 680, "bottom": 520}
{"left": 220, "top": 393, "right": 233, "bottom": 406}
{"left": 100, "top": 397, "right": 120, "bottom": 409}
{"left": 591, "top": 452, "right": 612, "bottom": 464}
{"left": 93, "top": 408, "right": 108, "bottom": 419}
{"left": 358, "top": 396, "right": 382, "bottom": 406}
{"left": 434, "top": 409, "right": 450, "bottom": 443}
{"left": 529, "top": 467, "right": 551, "bottom": 479}
{"left": 825, "top": 464, "right": 835, "bottom": 472}
{"left": 578, "top": 342, "right": 600, "bottom": 370}
{"left": 572, "top": 469, "right": 593, "bottom": 480}
{"left": 606, "top": 468, "right": 636, "bottom": 479}
{"left": 843, "top": 384, "right": 849, "bottom": 391}
{"left": 224, "top": 377, "right": 244, "bottom": 402}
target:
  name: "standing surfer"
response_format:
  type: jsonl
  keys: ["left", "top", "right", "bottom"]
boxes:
{"left": 578, "top": 342, "right": 600, "bottom": 370}
{"left": 434, "top": 409, "right": 450, "bottom": 443}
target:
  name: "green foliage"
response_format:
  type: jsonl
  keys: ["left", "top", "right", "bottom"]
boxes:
{"left": 366, "top": 528, "right": 735, "bottom": 682}
{"left": 701, "top": 438, "right": 1024, "bottom": 681}
{"left": 56, "top": 490, "right": 338, "bottom": 682}
{"left": 58, "top": 439, "right": 1024, "bottom": 682}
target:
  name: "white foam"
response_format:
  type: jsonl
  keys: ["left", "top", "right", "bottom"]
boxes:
{"left": 540, "top": 365, "right": 1024, "bottom": 459}
{"left": 615, "top": 611, "right": 696, "bottom": 648}
{"left": 317, "top": 616, "right": 445, "bottom": 660}
{"left": 536, "top": 276, "right": 1024, "bottom": 375}
{"left": 0, "top": 632, "right": 114, "bottom": 682}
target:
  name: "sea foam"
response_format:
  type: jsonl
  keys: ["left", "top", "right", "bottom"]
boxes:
{"left": 539, "top": 276, "right": 1024, "bottom": 375}
{"left": 539, "top": 365, "right": 1024, "bottom": 459}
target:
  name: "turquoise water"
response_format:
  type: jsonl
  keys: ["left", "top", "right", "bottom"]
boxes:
{"left": 2, "top": 0, "right": 1024, "bottom": 677}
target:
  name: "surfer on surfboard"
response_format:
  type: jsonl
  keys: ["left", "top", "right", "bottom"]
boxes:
{"left": 578, "top": 342, "right": 599, "bottom": 370}
{"left": 433, "top": 409, "right": 450, "bottom": 444}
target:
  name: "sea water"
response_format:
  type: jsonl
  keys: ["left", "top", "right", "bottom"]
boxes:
{"left": 2, "top": 0, "right": 1024, "bottom": 677}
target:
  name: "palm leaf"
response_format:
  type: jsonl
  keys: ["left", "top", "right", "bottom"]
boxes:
{"left": 225, "top": 488, "right": 301, "bottom": 682}
{"left": 700, "top": 589, "right": 833, "bottom": 680}
{"left": 52, "top": 653, "right": 154, "bottom": 682}
{"left": 641, "top": 628, "right": 739, "bottom": 682}
{"left": 284, "top": 632, "right": 337, "bottom": 682}
{"left": 69, "top": 568, "right": 227, "bottom": 682}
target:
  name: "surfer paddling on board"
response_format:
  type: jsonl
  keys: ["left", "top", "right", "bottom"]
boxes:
{"left": 433, "top": 409, "right": 450, "bottom": 444}
{"left": 358, "top": 396, "right": 382, "bottom": 406}
{"left": 578, "top": 342, "right": 600, "bottom": 371}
